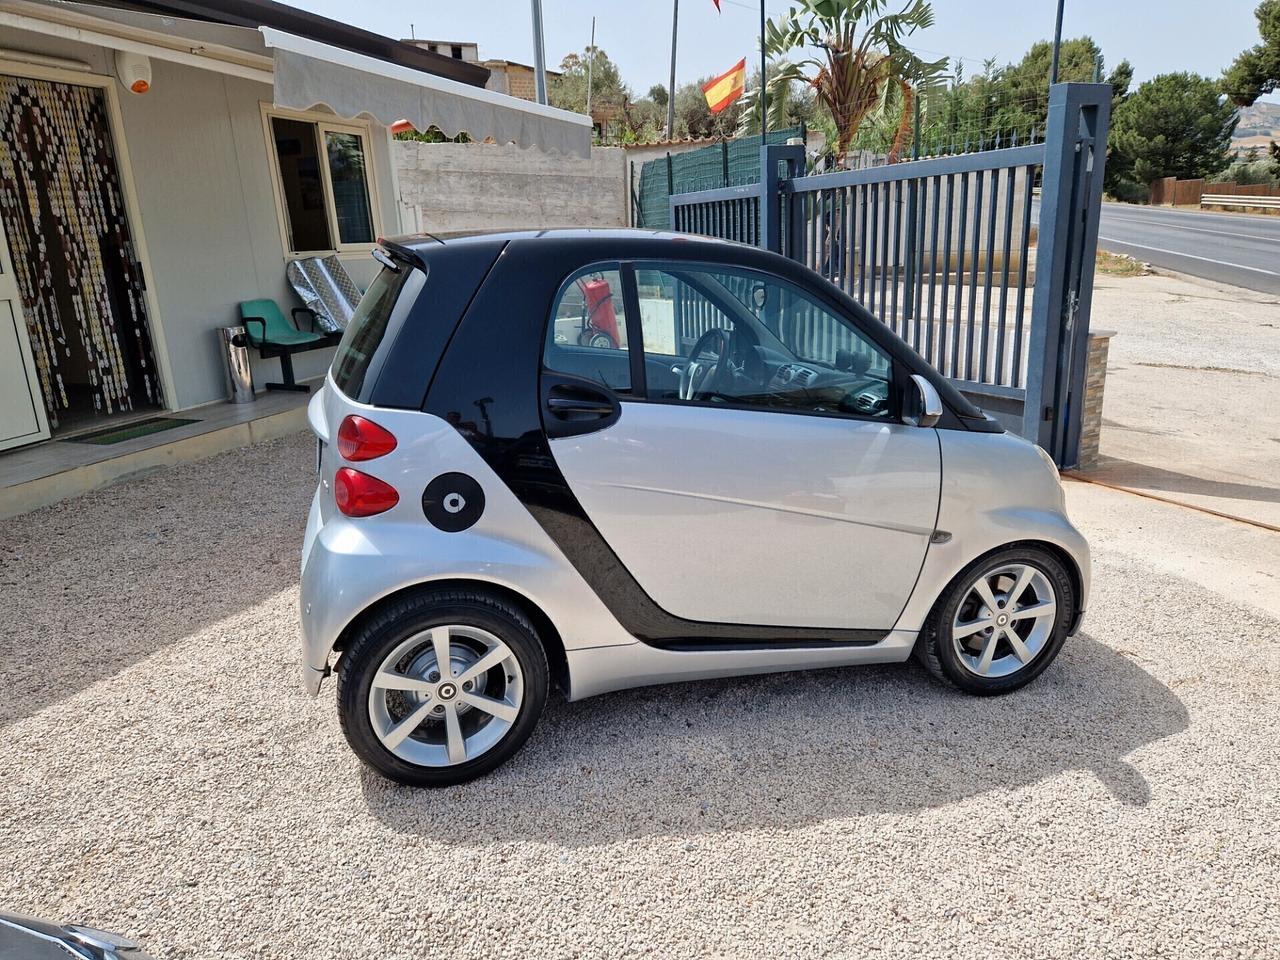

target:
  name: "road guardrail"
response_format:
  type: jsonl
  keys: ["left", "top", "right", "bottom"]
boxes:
{"left": 1201, "top": 194, "right": 1280, "bottom": 211}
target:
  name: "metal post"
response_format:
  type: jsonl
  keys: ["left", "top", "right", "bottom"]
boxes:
{"left": 903, "top": 94, "right": 922, "bottom": 326}
{"left": 586, "top": 17, "right": 596, "bottom": 117}
{"left": 1022, "top": 83, "right": 1111, "bottom": 464}
{"left": 1049, "top": 0, "right": 1065, "bottom": 84}
{"left": 666, "top": 0, "right": 679, "bottom": 140}
{"left": 759, "top": 0, "right": 768, "bottom": 136}
{"left": 531, "top": 0, "right": 548, "bottom": 105}
{"left": 759, "top": 142, "right": 804, "bottom": 255}
{"left": 628, "top": 159, "right": 636, "bottom": 226}
{"left": 912, "top": 91, "right": 921, "bottom": 160}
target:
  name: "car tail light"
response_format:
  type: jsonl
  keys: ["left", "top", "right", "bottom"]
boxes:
{"left": 334, "top": 467, "right": 399, "bottom": 517}
{"left": 337, "top": 415, "right": 397, "bottom": 461}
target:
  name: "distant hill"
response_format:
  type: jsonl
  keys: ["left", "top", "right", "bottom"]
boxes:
{"left": 1232, "top": 101, "right": 1280, "bottom": 156}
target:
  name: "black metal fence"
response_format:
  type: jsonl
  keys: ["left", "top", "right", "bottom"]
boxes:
{"left": 668, "top": 84, "right": 1113, "bottom": 468}
{"left": 786, "top": 146, "right": 1041, "bottom": 391}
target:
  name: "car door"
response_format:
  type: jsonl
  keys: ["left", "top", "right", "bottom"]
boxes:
{"left": 541, "top": 260, "right": 941, "bottom": 633}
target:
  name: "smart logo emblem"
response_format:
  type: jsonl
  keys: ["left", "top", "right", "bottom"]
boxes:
{"left": 422, "top": 473, "right": 485, "bottom": 532}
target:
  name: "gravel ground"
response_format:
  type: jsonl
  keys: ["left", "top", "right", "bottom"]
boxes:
{"left": 1, "top": 433, "right": 1278, "bottom": 959}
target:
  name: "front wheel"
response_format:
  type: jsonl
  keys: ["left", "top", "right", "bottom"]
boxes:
{"left": 915, "top": 546, "right": 1076, "bottom": 695}
{"left": 337, "top": 590, "right": 549, "bottom": 786}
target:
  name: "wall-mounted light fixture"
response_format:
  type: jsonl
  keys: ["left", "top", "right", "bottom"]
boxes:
{"left": 114, "top": 50, "right": 151, "bottom": 94}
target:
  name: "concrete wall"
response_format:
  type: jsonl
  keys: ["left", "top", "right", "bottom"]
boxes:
{"left": 3, "top": 30, "right": 401, "bottom": 410}
{"left": 394, "top": 141, "right": 627, "bottom": 235}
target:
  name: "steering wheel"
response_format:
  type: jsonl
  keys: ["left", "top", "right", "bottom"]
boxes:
{"left": 680, "top": 328, "right": 732, "bottom": 400}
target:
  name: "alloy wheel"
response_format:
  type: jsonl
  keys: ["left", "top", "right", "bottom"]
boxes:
{"left": 366, "top": 625, "right": 524, "bottom": 766}
{"left": 950, "top": 563, "right": 1058, "bottom": 679}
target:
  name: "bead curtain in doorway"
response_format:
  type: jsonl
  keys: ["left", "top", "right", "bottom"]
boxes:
{"left": 0, "top": 75, "right": 162, "bottom": 428}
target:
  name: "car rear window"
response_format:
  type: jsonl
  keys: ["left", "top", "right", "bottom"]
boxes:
{"left": 330, "top": 264, "right": 418, "bottom": 398}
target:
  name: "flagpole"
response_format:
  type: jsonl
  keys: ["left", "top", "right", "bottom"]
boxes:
{"left": 666, "top": 0, "right": 679, "bottom": 139}
{"left": 586, "top": 16, "right": 596, "bottom": 117}
{"left": 531, "top": 0, "right": 547, "bottom": 105}
{"left": 759, "top": 0, "right": 767, "bottom": 135}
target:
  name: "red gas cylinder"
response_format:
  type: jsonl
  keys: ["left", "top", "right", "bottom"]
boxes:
{"left": 582, "top": 278, "right": 621, "bottom": 345}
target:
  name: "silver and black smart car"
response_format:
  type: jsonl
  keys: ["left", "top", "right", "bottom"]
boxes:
{"left": 300, "top": 229, "right": 1089, "bottom": 786}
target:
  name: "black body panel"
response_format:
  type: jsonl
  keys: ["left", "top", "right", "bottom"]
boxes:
{"left": 366, "top": 239, "right": 506, "bottom": 410}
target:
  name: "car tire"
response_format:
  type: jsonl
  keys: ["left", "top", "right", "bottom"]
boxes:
{"left": 337, "top": 588, "right": 549, "bottom": 787}
{"left": 915, "top": 545, "right": 1076, "bottom": 696}
{"left": 579, "top": 328, "right": 617, "bottom": 349}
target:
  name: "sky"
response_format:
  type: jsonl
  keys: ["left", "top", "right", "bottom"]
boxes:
{"left": 291, "top": 0, "right": 1279, "bottom": 105}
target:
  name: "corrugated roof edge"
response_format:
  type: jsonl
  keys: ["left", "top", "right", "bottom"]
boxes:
{"left": 82, "top": 0, "right": 489, "bottom": 86}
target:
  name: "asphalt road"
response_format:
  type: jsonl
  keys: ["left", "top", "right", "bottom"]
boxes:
{"left": 1093, "top": 202, "right": 1280, "bottom": 295}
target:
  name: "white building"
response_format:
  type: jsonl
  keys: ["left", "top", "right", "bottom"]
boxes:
{"left": 0, "top": 0, "right": 588, "bottom": 451}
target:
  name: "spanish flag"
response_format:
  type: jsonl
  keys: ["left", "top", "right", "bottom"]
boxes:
{"left": 702, "top": 58, "right": 747, "bottom": 115}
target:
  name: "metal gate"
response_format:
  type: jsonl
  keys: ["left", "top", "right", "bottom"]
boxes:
{"left": 668, "top": 83, "right": 1111, "bottom": 468}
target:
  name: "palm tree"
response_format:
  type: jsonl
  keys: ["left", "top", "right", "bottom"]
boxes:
{"left": 735, "top": 61, "right": 813, "bottom": 137}
{"left": 764, "top": 0, "right": 947, "bottom": 163}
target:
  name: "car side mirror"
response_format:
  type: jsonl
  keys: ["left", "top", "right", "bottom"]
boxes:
{"left": 903, "top": 373, "right": 943, "bottom": 428}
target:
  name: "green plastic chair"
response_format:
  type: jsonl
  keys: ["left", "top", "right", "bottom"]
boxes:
{"left": 238, "top": 299, "right": 331, "bottom": 392}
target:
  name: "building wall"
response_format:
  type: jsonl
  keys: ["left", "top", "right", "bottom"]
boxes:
{"left": 499, "top": 65, "right": 538, "bottom": 102}
{"left": 114, "top": 61, "right": 397, "bottom": 408}
{"left": 481, "top": 62, "right": 561, "bottom": 103}
{"left": 2, "top": 30, "right": 401, "bottom": 411}
{"left": 394, "top": 141, "right": 627, "bottom": 234}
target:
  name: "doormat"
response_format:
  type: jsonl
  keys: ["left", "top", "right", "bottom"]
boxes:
{"left": 64, "top": 417, "right": 201, "bottom": 445}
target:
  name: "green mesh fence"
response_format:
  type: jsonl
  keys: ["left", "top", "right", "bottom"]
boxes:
{"left": 634, "top": 126, "right": 804, "bottom": 230}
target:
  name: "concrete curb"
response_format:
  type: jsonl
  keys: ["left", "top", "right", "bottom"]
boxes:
{"left": 0, "top": 405, "right": 309, "bottom": 520}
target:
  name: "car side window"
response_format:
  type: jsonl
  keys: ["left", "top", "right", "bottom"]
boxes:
{"left": 544, "top": 265, "right": 631, "bottom": 393}
{"left": 634, "top": 264, "right": 895, "bottom": 420}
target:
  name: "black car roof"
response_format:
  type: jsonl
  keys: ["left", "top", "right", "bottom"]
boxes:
{"left": 381, "top": 228, "right": 747, "bottom": 265}
{"left": 390, "top": 227, "right": 723, "bottom": 245}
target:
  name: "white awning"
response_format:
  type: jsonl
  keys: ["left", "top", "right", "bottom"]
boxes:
{"left": 260, "top": 28, "right": 592, "bottom": 158}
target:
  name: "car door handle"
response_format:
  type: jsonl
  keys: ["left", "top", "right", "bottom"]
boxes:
{"left": 543, "top": 379, "right": 621, "bottom": 438}
{"left": 547, "top": 396, "right": 616, "bottom": 417}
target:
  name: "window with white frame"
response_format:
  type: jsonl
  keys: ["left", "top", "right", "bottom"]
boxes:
{"left": 268, "top": 113, "right": 378, "bottom": 254}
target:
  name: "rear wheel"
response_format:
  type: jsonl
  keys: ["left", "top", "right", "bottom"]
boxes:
{"left": 337, "top": 589, "right": 548, "bottom": 786}
{"left": 579, "top": 327, "right": 617, "bottom": 349}
{"left": 915, "top": 546, "right": 1075, "bottom": 695}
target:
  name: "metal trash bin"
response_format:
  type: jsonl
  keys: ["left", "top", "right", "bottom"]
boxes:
{"left": 218, "top": 325, "right": 255, "bottom": 403}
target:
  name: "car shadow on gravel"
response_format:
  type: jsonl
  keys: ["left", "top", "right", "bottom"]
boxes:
{"left": 0, "top": 435, "right": 315, "bottom": 728}
{"left": 360, "top": 634, "right": 1189, "bottom": 844}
